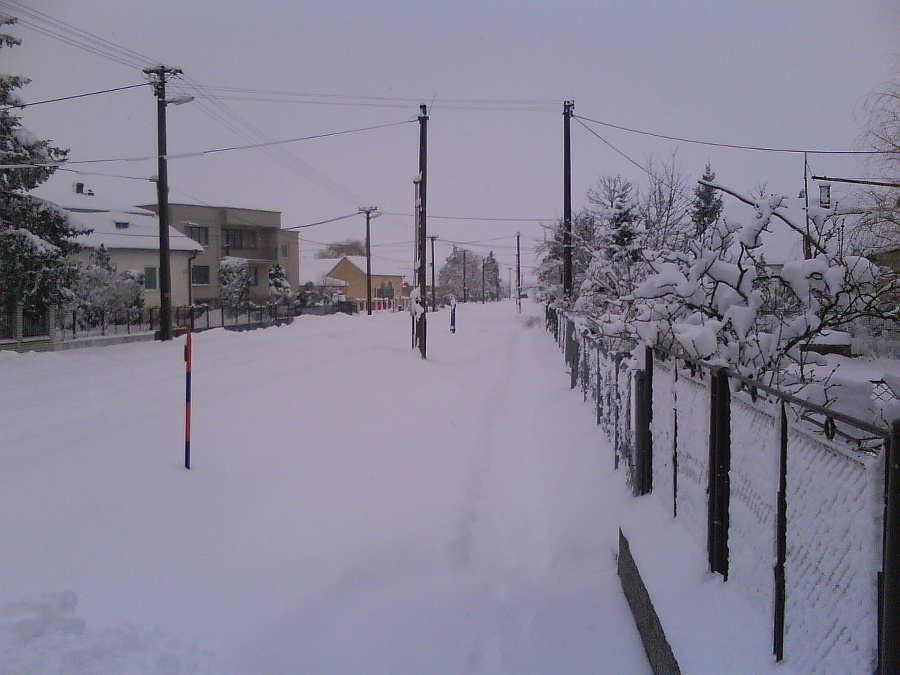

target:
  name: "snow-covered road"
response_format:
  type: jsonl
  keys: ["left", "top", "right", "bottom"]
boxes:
{"left": 1, "top": 300, "right": 650, "bottom": 673}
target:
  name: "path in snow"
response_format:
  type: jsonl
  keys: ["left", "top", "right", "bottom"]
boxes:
{"left": 1, "top": 301, "right": 650, "bottom": 674}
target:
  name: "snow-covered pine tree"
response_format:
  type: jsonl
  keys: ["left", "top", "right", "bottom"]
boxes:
{"left": 690, "top": 164, "right": 724, "bottom": 244}
{"left": 576, "top": 177, "right": 646, "bottom": 341}
{"left": 0, "top": 16, "right": 82, "bottom": 313}
{"left": 219, "top": 257, "right": 251, "bottom": 315}
{"left": 267, "top": 262, "right": 292, "bottom": 308}
{"left": 438, "top": 246, "right": 482, "bottom": 303}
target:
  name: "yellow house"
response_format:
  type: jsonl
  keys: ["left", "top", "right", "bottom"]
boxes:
{"left": 319, "top": 256, "right": 410, "bottom": 301}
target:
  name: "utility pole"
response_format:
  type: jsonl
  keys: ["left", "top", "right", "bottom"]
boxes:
{"left": 516, "top": 231, "right": 522, "bottom": 313}
{"left": 360, "top": 206, "right": 378, "bottom": 315}
{"left": 563, "top": 100, "right": 574, "bottom": 301}
{"left": 144, "top": 65, "right": 185, "bottom": 341}
{"left": 462, "top": 249, "right": 468, "bottom": 303}
{"left": 414, "top": 104, "right": 428, "bottom": 359}
{"left": 802, "top": 152, "right": 812, "bottom": 259}
{"left": 428, "top": 234, "right": 438, "bottom": 311}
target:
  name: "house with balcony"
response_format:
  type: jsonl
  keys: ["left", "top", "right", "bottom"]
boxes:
{"left": 139, "top": 203, "right": 299, "bottom": 305}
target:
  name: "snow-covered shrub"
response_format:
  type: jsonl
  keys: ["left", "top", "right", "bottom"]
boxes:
{"left": 632, "top": 181, "right": 897, "bottom": 387}
{"left": 219, "top": 257, "right": 251, "bottom": 315}
{"left": 70, "top": 245, "right": 143, "bottom": 324}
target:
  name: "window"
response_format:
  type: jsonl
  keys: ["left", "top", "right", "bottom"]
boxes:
{"left": 819, "top": 184, "right": 831, "bottom": 209}
{"left": 191, "top": 265, "right": 210, "bottom": 285}
{"left": 143, "top": 266, "right": 158, "bottom": 290}
{"left": 224, "top": 229, "right": 256, "bottom": 250}
{"left": 280, "top": 244, "right": 289, "bottom": 258}
{"left": 114, "top": 221, "right": 130, "bottom": 229}
{"left": 186, "top": 225, "right": 209, "bottom": 246}
{"left": 249, "top": 266, "right": 259, "bottom": 286}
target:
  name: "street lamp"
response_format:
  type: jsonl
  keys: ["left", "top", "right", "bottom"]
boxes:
{"left": 359, "top": 207, "right": 379, "bottom": 315}
{"left": 144, "top": 65, "right": 191, "bottom": 340}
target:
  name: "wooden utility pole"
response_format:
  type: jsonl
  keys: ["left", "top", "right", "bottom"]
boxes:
{"left": 563, "top": 100, "right": 574, "bottom": 300}
{"left": 144, "top": 65, "right": 183, "bottom": 341}
{"left": 414, "top": 104, "right": 428, "bottom": 358}
{"left": 516, "top": 231, "right": 522, "bottom": 313}
{"left": 360, "top": 206, "right": 378, "bottom": 315}
{"left": 481, "top": 260, "right": 485, "bottom": 304}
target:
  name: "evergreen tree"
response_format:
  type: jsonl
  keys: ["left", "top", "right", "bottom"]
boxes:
{"left": 267, "top": 263, "right": 292, "bottom": 307}
{"left": 690, "top": 164, "right": 724, "bottom": 243}
{"left": 483, "top": 251, "right": 501, "bottom": 301}
{"left": 0, "top": 16, "right": 82, "bottom": 312}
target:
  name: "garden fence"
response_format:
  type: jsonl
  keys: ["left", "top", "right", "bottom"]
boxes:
{"left": 546, "top": 305, "right": 899, "bottom": 675}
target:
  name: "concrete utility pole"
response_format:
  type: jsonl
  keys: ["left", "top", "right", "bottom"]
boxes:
{"left": 414, "top": 104, "right": 428, "bottom": 358}
{"left": 428, "top": 234, "right": 438, "bottom": 311}
{"left": 359, "top": 207, "right": 379, "bottom": 315}
{"left": 563, "top": 100, "right": 574, "bottom": 301}
{"left": 144, "top": 65, "right": 189, "bottom": 341}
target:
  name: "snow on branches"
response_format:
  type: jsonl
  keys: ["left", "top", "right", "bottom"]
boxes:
{"left": 631, "top": 182, "right": 896, "bottom": 386}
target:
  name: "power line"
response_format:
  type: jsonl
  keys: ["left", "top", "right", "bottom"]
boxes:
{"left": 284, "top": 213, "right": 360, "bottom": 230}
{"left": 381, "top": 211, "right": 551, "bottom": 222}
{"left": 0, "top": 82, "right": 150, "bottom": 111}
{"left": 0, "top": 119, "right": 417, "bottom": 168}
{"left": 573, "top": 113, "right": 888, "bottom": 155}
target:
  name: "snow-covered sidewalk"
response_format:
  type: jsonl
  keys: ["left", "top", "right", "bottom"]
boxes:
{"left": 1, "top": 301, "right": 649, "bottom": 674}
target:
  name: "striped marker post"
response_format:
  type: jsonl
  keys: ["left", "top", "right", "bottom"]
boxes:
{"left": 184, "top": 324, "right": 192, "bottom": 469}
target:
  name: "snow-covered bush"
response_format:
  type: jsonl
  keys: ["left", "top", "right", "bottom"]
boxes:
{"left": 631, "top": 181, "right": 897, "bottom": 386}
{"left": 219, "top": 257, "right": 251, "bottom": 315}
{"left": 70, "top": 245, "right": 143, "bottom": 324}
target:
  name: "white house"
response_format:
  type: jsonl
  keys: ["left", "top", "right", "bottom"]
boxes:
{"left": 66, "top": 206, "right": 203, "bottom": 307}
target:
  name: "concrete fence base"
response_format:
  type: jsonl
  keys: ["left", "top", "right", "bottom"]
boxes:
{"left": 618, "top": 529, "right": 681, "bottom": 675}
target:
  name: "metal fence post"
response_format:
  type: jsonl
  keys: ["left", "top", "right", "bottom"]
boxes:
{"left": 881, "top": 419, "right": 900, "bottom": 674}
{"left": 774, "top": 401, "right": 788, "bottom": 661}
{"left": 707, "top": 368, "right": 731, "bottom": 580}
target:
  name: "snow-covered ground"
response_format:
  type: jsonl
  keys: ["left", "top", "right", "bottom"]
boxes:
{"left": 1, "top": 301, "right": 652, "bottom": 674}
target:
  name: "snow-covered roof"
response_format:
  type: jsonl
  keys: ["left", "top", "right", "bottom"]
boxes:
{"left": 66, "top": 207, "right": 203, "bottom": 253}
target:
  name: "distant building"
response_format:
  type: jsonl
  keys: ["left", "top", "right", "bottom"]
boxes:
{"left": 301, "top": 256, "right": 411, "bottom": 304}
{"left": 138, "top": 203, "right": 300, "bottom": 305}
{"left": 66, "top": 206, "right": 202, "bottom": 307}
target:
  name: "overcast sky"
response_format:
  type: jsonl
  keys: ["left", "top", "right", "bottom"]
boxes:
{"left": 5, "top": 0, "right": 898, "bottom": 280}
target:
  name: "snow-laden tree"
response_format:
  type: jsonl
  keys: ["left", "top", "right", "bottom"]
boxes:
{"left": 483, "top": 251, "right": 501, "bottom": 301}
{"left": 638, "top": 153, "right": 692, "bottom": 252}
{"left": 535, "top": 209, "right": 598, "bottom": 303}
{"left": 847, "top": 80, "right": 900, "bottom": 257}
{"left": 70, "top": 245, "right": 143, "bottom": 324}
{"left": 690, "top": 163, "right": 724, "bottom": 245}
{"left": 0, "top": 16, "right": 82, "bottom": 312}
{"left": 438, "top": 246, "right": 482, "bottom": 303}
{"left": 631, "top": 180, "right": 897, "bottom": 387}
{"left": 267, "top": 263, "right": 292, "bottom": 308}
{"left": 219, "top": 257, "right": 251, "bottom": 315}
{"left": 575, "top": 177, "right": 647, "bottom": 343}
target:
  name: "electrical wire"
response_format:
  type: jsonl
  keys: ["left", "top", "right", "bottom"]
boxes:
{"left": 0, "top": 82, "right": 150, "bottom": 111}
{"left": 573, "top": 113, "right": 889, "bottom": 155}
{"left": 380, "top": 211, "right": 551, "bottom": 223}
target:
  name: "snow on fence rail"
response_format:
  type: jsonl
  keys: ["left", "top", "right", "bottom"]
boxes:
{"left": 545, "top": 305, "right": 899, "bottom": 675}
